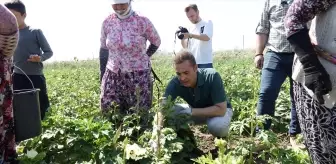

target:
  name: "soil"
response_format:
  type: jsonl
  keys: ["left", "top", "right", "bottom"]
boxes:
{"left": 192, "top": 125, "right": 216, "bottom": 153}
{"left": 190, "top": 125, "right": 295, "bottom": 163}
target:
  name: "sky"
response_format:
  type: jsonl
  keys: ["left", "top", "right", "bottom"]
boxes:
{"left": 3, "top": 0, "right": 266, "bottom": 62}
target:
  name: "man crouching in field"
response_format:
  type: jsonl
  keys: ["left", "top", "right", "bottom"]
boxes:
{"left": 162, "top": 49, "right": 233, "bottom": 137}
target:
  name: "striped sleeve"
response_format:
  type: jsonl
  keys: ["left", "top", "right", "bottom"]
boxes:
{"left": 0, "top": 4, "right": 19, "bottom": 57}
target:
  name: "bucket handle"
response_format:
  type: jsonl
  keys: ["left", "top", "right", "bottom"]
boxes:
{"left": 12, "top": 65, "right": 36, "bottom": 91}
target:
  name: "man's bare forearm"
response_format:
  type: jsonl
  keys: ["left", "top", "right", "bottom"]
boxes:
{"left": 181, "top": 39, "right": 188, "bottom": 48}
{"left": 190, "top": 34, "right": 210, "bottom": 41}
{"left": 255, "top": 33, "right": 268, "bottom": 54}
{"left": 192, "top": 102, "right": 226, "bottom": 117}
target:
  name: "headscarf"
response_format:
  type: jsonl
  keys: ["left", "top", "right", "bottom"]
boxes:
{"left": 108, "top": 0, "right": 133, "bottom": 19}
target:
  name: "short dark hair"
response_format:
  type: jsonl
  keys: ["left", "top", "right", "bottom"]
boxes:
{"left": 185, "top": 4, "right": 198, "bottom": 12}
{"left": 174, "top": 49, "right": 197, "bottom": 66}
{"left": 4, "top": 0, "right": 26, "bottom": 15}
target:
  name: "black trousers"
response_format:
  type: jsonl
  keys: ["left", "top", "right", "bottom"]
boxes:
{"left": 13, "top": 73, "right": 50, "bottom": 120}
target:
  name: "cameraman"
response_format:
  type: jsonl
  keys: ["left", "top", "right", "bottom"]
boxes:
{"left": 180, "top": 4, "right": 214, "bottom": 68}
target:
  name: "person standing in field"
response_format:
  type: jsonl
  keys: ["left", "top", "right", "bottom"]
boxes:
{"left": 285, "top": 0, "right": 336, "bottom": 163}
{"left": 100, "top": 0, "right": 161, "bottom": 113}
{"left": 254, "top": 0, "right": 304, "bottom": 148}
{"left": 0, "top": 4, "right": 19, "bottom": 163}
{"left": 180, "top": 4, "right": 214, "bottom": 68}
{"left": 5, "top": 0, "right": 53, "bottom": 120}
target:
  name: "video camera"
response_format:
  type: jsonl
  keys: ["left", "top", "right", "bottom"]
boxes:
{"left": 175, "top": 26, "right": 189, "bottom": 40}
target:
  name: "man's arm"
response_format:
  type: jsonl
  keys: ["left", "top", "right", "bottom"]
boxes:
{"left": 255, "top": 0, "right": 270, "bottom": 55}
{"left": 192, "top": 72, "right": 227, "bottom": 117}
{"left": 192, "top": 102, "right": 226, "bottom": 117}
{"left": 162, "top": 78, "right": 179, "bottom": 104}
{"left": 181, "top": 39, "right": 188, "bottom": 48}
{"left": 0, "top": 4, "right": 19, "bottom": 57}
{"left": 36, "top": 29, "right": 53, "bottom": 61}
{"left": 256, "top": 34, "right": 268, "bottom": 55}
{"left": 184, "top": 20, "right": 213, "bottom": 41}
{"left": 188, "top": 33, "right": 210, "bottom": 41}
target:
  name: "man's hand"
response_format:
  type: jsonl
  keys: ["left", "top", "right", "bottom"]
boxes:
{"left": 181, "top": 33, "right": 191, "bottom": 40}
{"left": 173, "top": 104, "right": 192, "bottom": 115}
{"left": 27, "top": 54, "right": 41, "bottom": 62}
{"left": 254, "top": 54, "right": 264, "bottom": 69}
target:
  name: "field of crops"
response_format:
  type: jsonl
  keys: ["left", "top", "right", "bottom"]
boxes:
{"left": 16, "top": 50, "right": 311, "bottom": 164}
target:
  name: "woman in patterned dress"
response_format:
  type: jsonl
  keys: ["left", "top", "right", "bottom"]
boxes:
{"left": 100, "top": 0, "right": 161, "bottom": 113}
{"left": 284, "top": 0, "right": 336, "bottom": 163}
{"left": 0, "top": 4, "right": 19, "bottom": 163}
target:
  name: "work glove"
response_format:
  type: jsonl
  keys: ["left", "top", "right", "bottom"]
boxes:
{"left": 287, "top": 28, "right": 332, "bottom": 104}
{"left": 173, "top": 103, "right": 192, "bottom": 115}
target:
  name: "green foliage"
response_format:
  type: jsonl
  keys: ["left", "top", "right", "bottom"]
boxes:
{"left": 16, "top": 51, "right": 310, "bottom": 164}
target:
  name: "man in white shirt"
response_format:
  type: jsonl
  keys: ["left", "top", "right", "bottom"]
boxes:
{"left": 180, "top": 4, "right": 214, "bottom": 68}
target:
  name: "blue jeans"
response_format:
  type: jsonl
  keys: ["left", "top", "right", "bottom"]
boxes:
{"left": 198, "top": 63, "right": 213, "bottom": 68}
{"left": 257, "top": 50, "right": 301, "bottom": 136}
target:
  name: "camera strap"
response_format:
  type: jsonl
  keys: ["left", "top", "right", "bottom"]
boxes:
{"left": 173, "top": 33, "right": 177, "bottom": 56}
{"left": 151, "top": 68, "right": 162, "bottom": 84}
{"left": 173, "top": 34, "right": 189, "bottom": 56}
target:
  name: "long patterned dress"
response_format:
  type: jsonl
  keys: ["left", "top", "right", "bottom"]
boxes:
{"left": 0, "top": 4, "right": 19, "bottom": 163}
{"left": 100, "top": 10, "right": 161, "bottom": 113}
{"left": 284, "top": 0, "right": 336, "bottom": 163}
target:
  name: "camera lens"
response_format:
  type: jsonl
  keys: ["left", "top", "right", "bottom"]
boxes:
{"left": 178, "top": 34, "right": 184, "bottom": 39}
